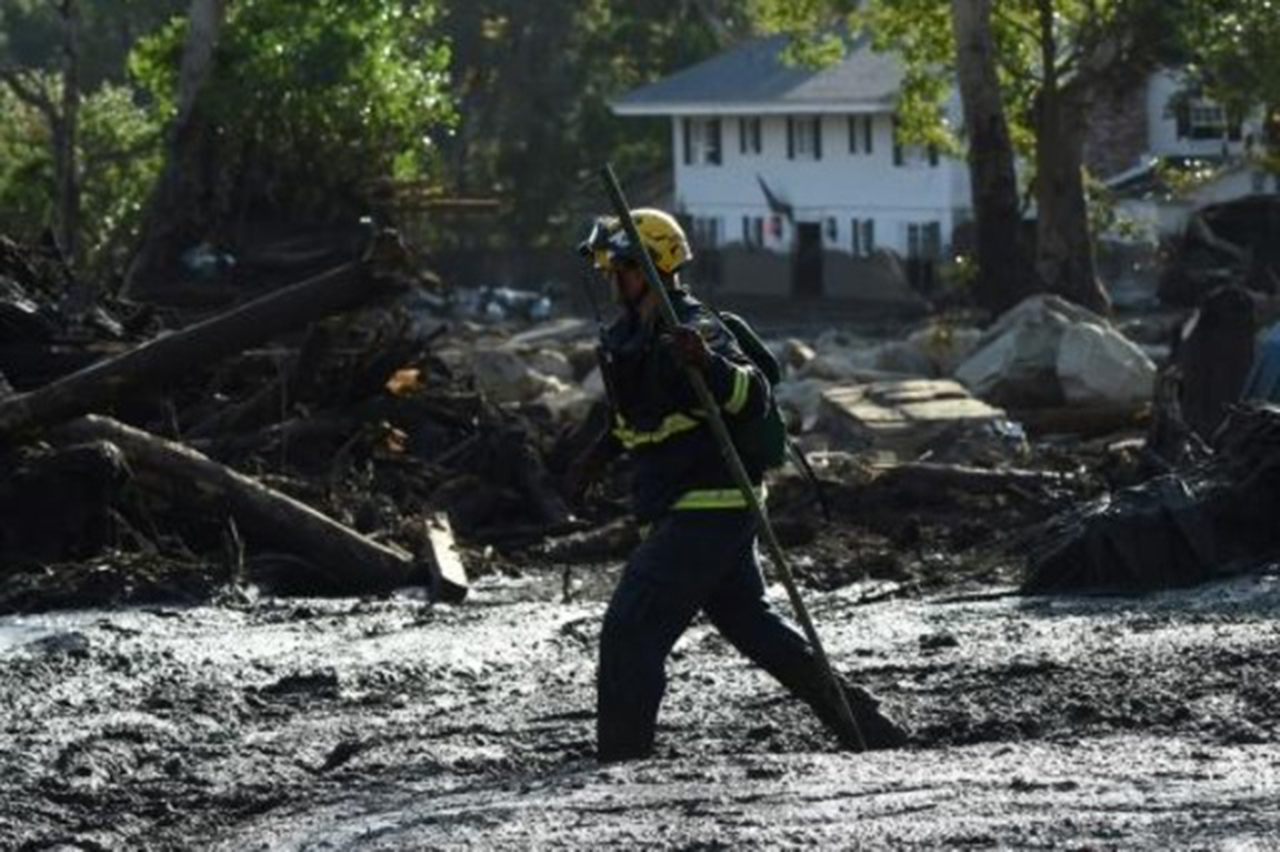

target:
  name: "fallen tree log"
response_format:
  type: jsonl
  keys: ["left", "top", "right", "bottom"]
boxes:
{"left": 186, "top": 325, "right": 331, "bottom": 440}
{"left": 873, "top": 461, "right": 1077, "bottom": 496}
{"left": 55, "top": 415, "right": 417, "bottom": 595}
{"left": 0, "top": 243, "right": 407, "bottom": 442}
{"left": 1009, "top": 403, "right": 1149, "bottom": 438}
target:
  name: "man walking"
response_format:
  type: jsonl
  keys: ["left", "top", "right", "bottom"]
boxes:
{"left": 570, "top": 208, "right": 907, "bottom": 762}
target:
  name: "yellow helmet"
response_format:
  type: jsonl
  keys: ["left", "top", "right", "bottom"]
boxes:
{"left": 579, "top": 208, "right": 693, "bottom": 276}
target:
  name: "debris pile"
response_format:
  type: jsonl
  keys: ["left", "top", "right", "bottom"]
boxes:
{"left": 5, "top": 215, "right": 1275, "bottom": 613}
{"left": 1025, "top": 403, "right": 1280, "bottom": 593}
{"left": 0, "top": 231, "right": 594, "bottom": 612}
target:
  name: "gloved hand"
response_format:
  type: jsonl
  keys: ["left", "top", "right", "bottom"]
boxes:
{"left": 662, "top": 324, "right": 711, "bottom": 372}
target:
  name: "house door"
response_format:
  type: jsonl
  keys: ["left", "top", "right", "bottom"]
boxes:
{"left": 793, "top": 222, "right": 823, "bottom": 298}
{"left": 906, "top": 221, "right": 942, "bottom": 294}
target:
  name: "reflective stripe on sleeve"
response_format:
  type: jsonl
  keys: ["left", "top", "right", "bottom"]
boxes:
{"left": 611, "top": 412, "right": 700, "bottom": 450}
{"left": 723, "top": 364, "right": 751, "bottom": 415}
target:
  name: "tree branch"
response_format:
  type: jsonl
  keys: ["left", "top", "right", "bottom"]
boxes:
{"left": 992, "top": 6, "right": 1042, "bottom": 47}
{"left": 81, "top": 132, "right": 164, "bottom": 173}
{"left": 0, "top": 67, "right": 58, "bottom": 120}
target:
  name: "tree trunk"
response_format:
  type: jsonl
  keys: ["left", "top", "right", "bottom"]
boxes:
{"left": 55, "top": 415, "right": 417, "bottom": 595}
{"left": 950, "top": 0, "right": 1035, "bottom": 314}
{"left": 123, "top": 0, "right": 228, "bottom": 300}
{"left": 1033, "top": 0, "right": 1109, "bottom": 315}
{"left": 55, "top": 0, "right": 81, "bottom": 269}
{"left": 0, "top": 255, "right": 406, "bottom": 441}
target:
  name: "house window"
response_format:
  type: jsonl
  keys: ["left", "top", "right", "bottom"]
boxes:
{"left": 739, "top": 117, "right": 762, "bottom": 155}
{"left": 848, "top": 115, "right": 874, "bottom": 154}
{"left": 851, "top": 218, "right": 876, "bottom": 257}
{"left": 825, "top": 217, "right": 838, "bottom": 243}
{"left": 1189, "top": 104, "right": 1226, "bottom": 139}
{"left": 907, "top": 222, "right": 943, "bottom": 260}
{"left": 682, "top": 117, "right": 723, "bottom": 165}
{"left": 787, "top": 116, "right": 822, "bottom": 160}
{"left": 1176, "top": 100, "right": 1243, "bottom": 141}
{"left": 741, "top": 215, "right": 764, "bottom": 248}
{"left": 907, "top": 221, "right": 943, "bottom": 292}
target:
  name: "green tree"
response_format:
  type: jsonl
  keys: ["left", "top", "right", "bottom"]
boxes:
{"left": 752, "top": 0, "right": 1179, "bottom": 314}
{"left": 1180, "top": 0, "right": 1280, "bottom": 170}
{"left": 436, "top": 0, "right": 748, "bottom": 250}
{"left": 0, "top": 0, "right": 180, "bottom": 279}
{"left": 125, "top": 0, "right": 455, "bottom": 296}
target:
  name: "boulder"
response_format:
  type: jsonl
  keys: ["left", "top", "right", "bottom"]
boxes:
{"left": 782, "top": 338, "right": 816, "bottom": 371}
{"left": 906, "top": 324, "right": 983, "bottom": 376}
{"left": 873, "top": 340, "right": 936, "bottom": 377}
{"left": 580, "top": 366, "right": 606, "bottom": 399}
{"left": 471, "top": 348, "right": 559, "bottom": 404}
{"left": 955, "top": 294, "right": 1154, "bottom": 408}
{"left": 774, "top": 378, "right": 833, "bottom": 432}
{"left": 1057, "top": 322, "right": 1156, "bottom": 406}
{"left": 528, "top": 348, "right": 575, "bottom": 383}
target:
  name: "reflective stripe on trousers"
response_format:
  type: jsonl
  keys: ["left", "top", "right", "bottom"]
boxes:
{"left": 670, "top": 484, "right": 767, "bottom": 511}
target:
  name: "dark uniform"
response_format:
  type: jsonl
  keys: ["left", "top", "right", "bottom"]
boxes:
{"left": 593, "top": 288, "right": 905, "bottom": 761}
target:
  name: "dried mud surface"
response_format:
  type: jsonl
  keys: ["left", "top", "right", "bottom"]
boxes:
{"left": 3, "top": 559, "right": 1280, "bottom": 850}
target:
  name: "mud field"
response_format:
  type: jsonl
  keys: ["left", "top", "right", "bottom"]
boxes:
{"left": 3, "top": 549, "right": 1280, "bottom": 850}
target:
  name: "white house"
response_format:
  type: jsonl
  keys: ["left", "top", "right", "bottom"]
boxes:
{"left": 611, "top": 35, "right": 970, "bottom": 302}
{"left": 1095, "top": 68, "right": 1275, "bottom": 240}
{"left": 612, "top": 37, "right": 1275, "bottom": 302}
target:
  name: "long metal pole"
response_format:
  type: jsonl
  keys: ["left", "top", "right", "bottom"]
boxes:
{"left": 600, "top": 164, "right": 864, "bottom": 751}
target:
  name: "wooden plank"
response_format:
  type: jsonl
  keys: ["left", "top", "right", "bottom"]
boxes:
{"left": 422, "top": 512, "right": 469, "bottom": 603}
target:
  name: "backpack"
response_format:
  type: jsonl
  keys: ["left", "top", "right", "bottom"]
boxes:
{"left": 717, "top": 310, "right": 789, "bottom": 472}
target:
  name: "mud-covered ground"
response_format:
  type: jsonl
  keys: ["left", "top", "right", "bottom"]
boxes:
{"left": 3, "top": 544, "right": 1280, "bottom": 850}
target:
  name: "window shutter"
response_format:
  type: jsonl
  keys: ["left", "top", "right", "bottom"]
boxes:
{"left": 814, "top": 117, "right": 823, "bottom": 160}
{"left": 864, "top": 219, "right": 875, "bottom": 253}
{"left": 851, "top": 218, "right": 860, "bottom": 256}
{"left": 1175, "top": 103, "right": 1190, "bottom": 139}
{"left": 928, "top": 143, "right": 939, "bottom": 167}
{"left": 708, "top": 118, "right": 722, "bottom": 165}
{"left": 683, "top": 118, "right": 693, "bottom": 165}
{"left": 848, "top": 115, "right": 858, "bottom": 153}
{"left": 892, "top": 116, "right": 904, "bottom": 166}
{"left": 787, "top": 117, "right": 795, "bottom": 159}
{"left": 864, "top": 116, "right": 873, "bottom": 154}
{"left": 739, "top": 118, "right": 746, "bottom": 154}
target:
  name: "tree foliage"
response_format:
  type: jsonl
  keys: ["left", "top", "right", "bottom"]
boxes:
{"left": 752, "top": 0, "right": 1184, "bottom": 311}
{"left": 437, "top": 0, "right": 749, "bottom": 249}
{"left": 1180, "top": 0, "right": 1280, "bottom": 165}
{"left": 0, "top": 2, "right": 179, "bottom": 276}
{"left": 129, "top": 0, "right": 455, "bottom": 225}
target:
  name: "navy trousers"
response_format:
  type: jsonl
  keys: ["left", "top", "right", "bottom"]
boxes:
{"left": 596, "top": 509, "right": 827, "bottom": 760}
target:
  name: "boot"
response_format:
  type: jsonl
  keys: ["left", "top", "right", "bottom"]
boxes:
{"left": 809, "top": 680, "right": 908, "bottom": 752}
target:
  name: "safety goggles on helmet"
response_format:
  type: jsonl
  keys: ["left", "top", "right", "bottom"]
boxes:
{"left": 577, "top": 216, "right": 638, "bottom": 273}
{"left": 577, "top": 208, "right": 693, "bottom": 276}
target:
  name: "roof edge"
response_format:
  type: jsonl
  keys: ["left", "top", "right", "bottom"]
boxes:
{"left": 611, "top": 101, "right": 895, "bottom": 117}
